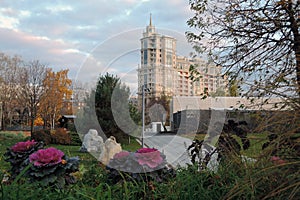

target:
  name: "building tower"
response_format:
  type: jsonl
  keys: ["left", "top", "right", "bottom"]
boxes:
{"left": 137, "top": 15, "right": 177, "bottom": 107}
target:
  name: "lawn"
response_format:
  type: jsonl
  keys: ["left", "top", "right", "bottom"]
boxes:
{"left": 0, "top": 131, "right": 298, "bottom": 200}
{"left": 0, "top": 131, "right": 141, "bottom": 172}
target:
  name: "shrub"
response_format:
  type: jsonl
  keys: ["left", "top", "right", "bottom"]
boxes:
{"left": 69, "top": 131, "right": 82, "bottom": 146}
{"left": 66, "top": 122, "right": 77, "bottom": 132}
{"left": 50, "top": 128, "right": 71, "bottom": 145}
{"left": 31, "top": 129, "right": 74, "bottom": 145}
{"left": 31, "top": 129, "right": 52, "bottom": 145}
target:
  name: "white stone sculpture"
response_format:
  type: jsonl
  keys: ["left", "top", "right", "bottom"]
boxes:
{"left": 99, "top": 136, "right": 122, "bottom": 165}
{"left": 81, "top": 129, "right": 104, "bottom": 153}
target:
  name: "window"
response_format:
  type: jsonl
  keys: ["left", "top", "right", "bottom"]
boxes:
{"left": 165, "top": 39, "right": 173, "bottom": 49}
{"left": 166, "top": 52, "right": 172, "bottom": 66}
{"left": 143, "top": 50, "right": 147, "bottom": 64}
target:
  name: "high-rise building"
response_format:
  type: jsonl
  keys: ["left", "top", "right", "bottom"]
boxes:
{"left": 138, "top": 15, "right": 177, "bottom": 99}
{"left": 137, "top": 16, "right": 227, "bottom": 107}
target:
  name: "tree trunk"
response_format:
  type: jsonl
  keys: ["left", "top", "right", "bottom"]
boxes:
{"left": 0, "top": 102, "right": 4, "bottom": 131}
{"left": 286, "top": 1, "right": 300, "bottom": 97}
{"left": 30, "top": 116, "right": 34, "bottom": 134}
{"left": 296, "top": 52, "right": 300, "bottom": 97}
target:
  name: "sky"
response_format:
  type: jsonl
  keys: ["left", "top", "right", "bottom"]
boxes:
{"left": 0, "top": 0, "right": 196, "bottom": 93}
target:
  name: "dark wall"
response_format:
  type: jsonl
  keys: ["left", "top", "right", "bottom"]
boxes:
{"left": 172, "top": 109, "right": 280, "bottom": 134}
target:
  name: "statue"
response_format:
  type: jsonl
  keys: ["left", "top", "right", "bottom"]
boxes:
{"left": 99, "top": 136, "right": 122, "bottom": 165}
{"left": 80, "top": 129, "right": 104, "bottom": 153}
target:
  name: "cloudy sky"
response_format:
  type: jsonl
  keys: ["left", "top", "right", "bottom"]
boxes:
{"left": 0, "top": 0, "right": 196, "bottom": 93}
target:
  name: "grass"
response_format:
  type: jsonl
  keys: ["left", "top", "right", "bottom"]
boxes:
{"left": 121, "top": 138, "right": 141, "bottom": 152}
{"left": 0, "top": 132, "right": 142, "bottom": 173}
{"left": 239, "top": 133, "right": 268, "bottom": 158}
{"left": 0, "top": 132, "right": 31, "bottom": 172}
{"left": 1, "top": 131, "right": 299, "bottom": 200}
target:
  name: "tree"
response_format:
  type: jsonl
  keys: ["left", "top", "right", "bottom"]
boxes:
{"left": 19, "top": 60, "right": 47, "bottom": 133}
{"left": 228, "top": 79, "right": 239, "bottom": 97}
{"left": 128, "top": 102, "right": 141, "bottom": 125}
{"left": 94, "top": 73, "right": 131, "bottom": 143}
{"left": 211, "top": 87, "right": 226, "bottom": 97}
{"left": 39, "top": 69, "right": 72, "bottom": 129}
{"left": 0, "top": 53, "right": 22, "bottom": 130}
{"left": 186, "top": 0, "right": 300, "bottom": 102}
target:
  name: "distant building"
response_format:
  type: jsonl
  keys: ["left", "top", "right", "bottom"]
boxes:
{"left": 137, "top": 16, "right": 227, "bottom": 108}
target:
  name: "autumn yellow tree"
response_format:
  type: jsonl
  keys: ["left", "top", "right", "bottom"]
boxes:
{"left": 38, "top": 69, "right": 72, "bottom": 129}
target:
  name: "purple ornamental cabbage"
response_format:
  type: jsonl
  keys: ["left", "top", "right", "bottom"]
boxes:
{"left": 29, "top": 147, "right": 64, "bottom": 167}
{"left": 113, "top": 151, "right": 130, "bottom": 159}
{"left": 11, "top": 140, "right": 37, "bottom": 153}
{"left": 135, "top": 148, "right": 163, "bottom": 168}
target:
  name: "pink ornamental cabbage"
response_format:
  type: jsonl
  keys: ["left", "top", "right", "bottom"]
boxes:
{"left": 11, "top": 140, "right": 37, "bottom": 153}
{"left": 29, "top": 147, "right": 64, "bottom": 167}
{"left": 270, "top": 156, "right": 286, "bottom": 165}
{"left": 136, "top": 148, "right": 158, "bottom": 154}
{"left": 113, "top": 151, "right": 130, "bottom": 159}
{"left": 135, "top": 148, "right": 163, "bottom": 168}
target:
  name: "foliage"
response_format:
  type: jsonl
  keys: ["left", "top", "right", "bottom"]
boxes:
{"left": 258, "top": 110, "right": 300, "bottom": 162}
{"left": 262, "top": 132, "right": 300, "bottom": 162}
{"left": 0, "top": 51, "right": 73, "bottom": 132}
{"left": 0, "top": 53, "right": 22, "bottom": 131}
{"left": 1, "top": 131, "right": 299, "bottom": 199}
{"left": 228, "top": 79, "right": 240, "bottom": 97}
{"left": 33, "top": 117, "right": 44, "bottom": 126}
{"left": 188, "top": 120, "right": 250, "bottom": 169}
{"left": 50, "top": 128, "right": 71, "bottom": 145}
{"left": 4, "top": 140, "right": 44, "bottom": 180}
{"left": 107, "top": 148, "right": 175, "bottom": 184}
{"left": 128, "top": 102, "right": 141, "bottom": 125}
{"left": 28, "top": 147, "right": 80, "bottom": 188}
{"left": 4, "top": 139, "right": 80, "bottom": 189}
{"left": 224, "top": 152, "right": 300, "bottom": 199}
{"left": 94, "top": 73, "right": 131, "bottom": 143}
{"left": 186, "top": 0, "right": 300, "bottom": 98}
{"left": 31, "top": 129, "right": 52, "bottom": 145}
{"left": 20, "top": 60, "right": 48, "bottom": 134}
{"left": 69, "top": 131, "right": 82, "bottom": 146}
{"left": 38, "top": 69, "right": 72, "bottom": 129}
{"left": 31, "top": 128, "right": 73, "bottom": 145}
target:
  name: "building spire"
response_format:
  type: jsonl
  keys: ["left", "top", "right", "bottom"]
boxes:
{"left": 149, "top": 13, "right": 152, "bottom": 26}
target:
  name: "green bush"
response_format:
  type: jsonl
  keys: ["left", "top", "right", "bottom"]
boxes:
{"left": 69, "top": 131, "right": 82, "bottom": 146}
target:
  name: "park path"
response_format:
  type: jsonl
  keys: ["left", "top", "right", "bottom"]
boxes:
{"left": 143, "top": 133, "right": 193, "bottom": 168}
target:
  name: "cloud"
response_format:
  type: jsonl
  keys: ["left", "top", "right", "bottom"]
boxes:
{"left": 0, "top": 28, "right": 85, "bottom": 75}
{"left": 0, "top": 0, "right": 196, "bottom": 93}
{"left": 45, "top": 4, "right": 73, "bottom": 13}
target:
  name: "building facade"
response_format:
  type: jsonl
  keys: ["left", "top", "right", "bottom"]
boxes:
{"left": 137, "top": 17, "right": 227, "bottom": 107}
{"left": 138, "top": 16, "right": 177, "bottom": 99}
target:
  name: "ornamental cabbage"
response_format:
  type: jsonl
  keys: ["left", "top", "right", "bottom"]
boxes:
{"left": 29, "top": 147, "right": 64, "bottom": 167}
{"left": 113, "top": 151, "right": 130, "bottom": 159}
{"left": 11, "top": 140, "right": 37, "bottom": 153}
{"left": 135, "top": 148, "right": 163, "bottom": 168}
